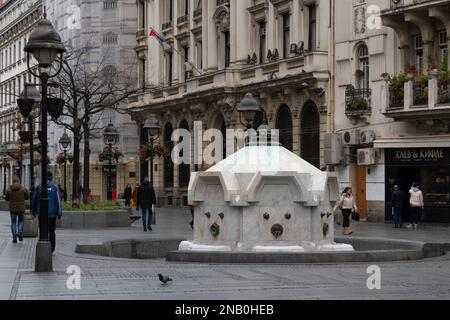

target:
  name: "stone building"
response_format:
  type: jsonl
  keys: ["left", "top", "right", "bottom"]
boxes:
{"left": 333, "top": 0, "right": 450, "bottom": 223}
{"left": 128, "top": 0, "right": 334, "bottom": 207}
{"left": 44, "top": 0, "right": 139, "bottom": 201}
{"left": 0, "top": 0, "right": 42, "bottom": 193}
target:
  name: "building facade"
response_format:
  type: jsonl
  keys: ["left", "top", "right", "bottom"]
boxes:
{"left": 45, "top": 0, "right": 139, "bottom": 201}
{"left": 333, "top": 0, "right": 450, "bottom": 223}
{"left": 129, "top": 0, "right": 334, "bottom": 206}
{"left": 0, "top": 0, "right": 41, "bottom": 194}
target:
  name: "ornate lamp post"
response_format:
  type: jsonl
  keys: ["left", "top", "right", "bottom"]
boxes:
{"left": 58, "top": 132, "right": 71, "bottom": 202}
{"left": 143, "top": 114, "right": 160, "bottom": 185}
{"left": 237, "top": 92, "right": 271, "bottom": 146}
{"left": 103, "top": 122, "right": 119, "bottom": 201}
{"left": 18, "top": 84, "right": 41, "bottom": 216}
{"left": 23, "top": 12, "right": 66, "bottom": 272}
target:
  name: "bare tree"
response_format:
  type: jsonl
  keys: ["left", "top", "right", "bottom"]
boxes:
{"left": 52, "top": 44, "right": 137, "bottom": 206}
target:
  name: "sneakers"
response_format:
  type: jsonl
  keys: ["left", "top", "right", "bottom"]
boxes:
{"left": 12, "top": 238, "right": 17, "bottom": 244}
{"left": 18, "top": 234, "right": 23, "bottom": 242}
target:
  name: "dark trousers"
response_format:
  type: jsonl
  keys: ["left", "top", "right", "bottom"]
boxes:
{"left": 10, "top": 212, "right": 24, "bottom": 240}
{"left": 393, "top": 207, "right": 402, "bottom": 226}
{"left": 38, "top": 217, "right": 57, "bottom": 252}
{"left": 342, "top": 209, "right": 352, "bottom": 228}
{"left": 141, "top": 208, "right": 153, "bottom": 229}
{"left": 125, "top": 199, "right": 131, "bottom": 206}
{"left": 410, "top": 207, "right": 421, "bottom": 224}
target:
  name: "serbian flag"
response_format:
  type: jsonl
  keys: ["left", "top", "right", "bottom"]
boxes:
{"left": 149, "top": 28, "right": 172, "bottom": 51}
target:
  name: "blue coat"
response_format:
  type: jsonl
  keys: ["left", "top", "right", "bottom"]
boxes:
{"left": 34, "top": 181, "right": 62, "bottom": 217}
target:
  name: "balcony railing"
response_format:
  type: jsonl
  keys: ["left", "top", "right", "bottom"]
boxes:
{"left": 162, "top": 20, "right": 173, "bottom": 30}
{"left": 390, "top": 0, "right": 434, "bottom": 9}
{"left": 217, "top": 0, "right": 229, "bottom": 6}
{"left": 177, "top": 15, "right": 189, "bottom": 25}
{"left": 413, "top": 82, "right": 428, "bottom": 106}
{"left": 136, "top": 29, "right": 145, "bottom": 38}
{"left": 193, "top": 8, "right": 202, "bottom": 18}
{"left": 438, "top": 85, "right": 450, "bottom": 105}
{"left": 389, "top": 85, "right": 404, "bottom": 109}
{"left": 345, "top": 87, "right": 372, "bottom": 116}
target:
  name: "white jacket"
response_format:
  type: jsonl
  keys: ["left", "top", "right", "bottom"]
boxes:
{"left": 339, "top": 195, "right": 358, "bottom": 211}
{"left": 409, "top": 190, "right": 424, "bottom": 208}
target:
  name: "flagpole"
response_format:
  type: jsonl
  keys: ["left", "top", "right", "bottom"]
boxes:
{"left": 149, "top": 27, "right": 203, "bottom": 76}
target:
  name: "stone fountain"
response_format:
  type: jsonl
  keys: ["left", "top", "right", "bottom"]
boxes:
{"left": 180, "top": 145, "right": 354, "bottom": 253}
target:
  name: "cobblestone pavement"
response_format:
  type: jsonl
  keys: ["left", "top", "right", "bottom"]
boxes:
{"left": 0, "top": 208, "right": 449, "bottom": 300}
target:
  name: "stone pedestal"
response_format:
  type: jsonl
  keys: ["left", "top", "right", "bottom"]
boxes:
{"left": 23, "top": 213, "right": 38, "bottom": 238}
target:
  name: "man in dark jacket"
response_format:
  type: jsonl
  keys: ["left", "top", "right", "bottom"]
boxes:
{"left": 137, "top": 177, "right": 156, "bottom": 232}
{"left": 33, "top": 172, "right": 62, "bottom": 253}
{"left": 391, "top": 185, "right": 405, "bottom": 228}
{"left": 6, "top": 177, "right": 29, "bottom": 243}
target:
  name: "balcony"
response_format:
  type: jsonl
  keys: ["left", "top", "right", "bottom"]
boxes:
{"left": 162, "top": 20, "right": 173, "bottom": 31}
{"left": 382, "top": 69, "right": 450, "bottom": 122}
{"left": 388, "top": 0, "right": 437, "bottom": 10}
{"left": 345, "top": 87, "right": 372, "bottom": 118}
{"left": 193, "top": 8, "right": 202, "bottom": 18}
{"left": 217, "top": 0, "right": 229, "bottom": 6}
{"left": 136, "top": 29, "right": 145, "bottom": 38}
{"left": 177, "top": 15, "right": 189, "bottom": 25}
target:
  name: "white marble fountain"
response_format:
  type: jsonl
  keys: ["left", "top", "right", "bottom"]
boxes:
{"left": 180, "top": 145, "right": 354, "bottom": 253}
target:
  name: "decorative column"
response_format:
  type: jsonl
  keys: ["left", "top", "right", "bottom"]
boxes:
{"left": 207, "top": 1, "right": 218, "bottom": 71}
{"left": 234, "top": 0, "right": 250, "bottom": 65}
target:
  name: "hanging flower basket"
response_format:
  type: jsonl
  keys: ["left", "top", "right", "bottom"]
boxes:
{"left": 99, "top": 147, "right": 123, "bottom": 163}
{"left": 56, "top": 153, "right": 74, "bottom": 165}
{"left": 140, "top": 141, "right": 170, "bottom": 161}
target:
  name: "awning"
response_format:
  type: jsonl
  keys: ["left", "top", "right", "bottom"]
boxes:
{"left": 374, "top": 135, "right": 450, "bottom": 149}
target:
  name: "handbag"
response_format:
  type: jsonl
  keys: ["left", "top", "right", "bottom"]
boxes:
{"left": 151, "top": 205, "right": 156, "bottom": 225}
{"left": 351, "top": 211, "right": 360, "bottom": 222}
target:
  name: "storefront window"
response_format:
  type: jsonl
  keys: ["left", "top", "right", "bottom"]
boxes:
{"left": 420, "top": 167, "right": 450, "bottom": 205}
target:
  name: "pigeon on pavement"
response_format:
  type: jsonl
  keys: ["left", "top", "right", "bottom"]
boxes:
{"left": 158, "top": 274, "right": 173, "bottom": 284}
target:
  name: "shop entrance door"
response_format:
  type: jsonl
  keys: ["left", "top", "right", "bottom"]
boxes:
{"left": 356, "top": 165, "right": 367, "bottom": 219}
{"left": 398, "top": 167, "right": 420, "bottom": 222}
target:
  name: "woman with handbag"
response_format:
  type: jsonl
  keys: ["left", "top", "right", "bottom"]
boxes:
{"left": 338, "top": 187, "right": 358, "bottom": 235}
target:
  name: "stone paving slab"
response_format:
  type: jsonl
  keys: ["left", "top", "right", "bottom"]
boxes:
{"left": 1, "top": 208, "right": 450, "bottom": 300}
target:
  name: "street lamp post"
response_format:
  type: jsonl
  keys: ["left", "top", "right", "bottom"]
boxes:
{"left": 18, "top": 84, "right": 41, "bottom": 215}
{"left": 143, "top": 114, "right": 161, "bottom": 185}
{"left": 237, "top": 92, "right": 271, "bottom": 146}
{"left": 58, "top": 132, "right": 71, "bottom": 202}
{"left": 22, "top": 12, "right": 66, "bottom": 272}
{"left": 103, "top": 122, "right": 119, "bottom": 201}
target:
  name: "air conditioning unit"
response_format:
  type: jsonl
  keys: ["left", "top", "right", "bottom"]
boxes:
{"left": 357, "top": 148, "right": 377, "bottom": 166}
{"left": 324, "top": 133, "right": 343, "bottom": 165}
{"left": 360, "top": 130, "right": 376, "bottom": 145}
{"left": 341, "top": 129, "right": 360, "bottom": 146}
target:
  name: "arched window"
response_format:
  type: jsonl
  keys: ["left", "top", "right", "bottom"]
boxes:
{"left": 301, "top": 102, "right": 320, "bottom": 168}
{"left": 179, "top": 120, "right": 190, "bottom": 188}
{"left": 164, "top": 122, "right": 174, "bottom": 188}
{"left": 276, "top": 105, "right": 293, "bottom": 151}
{"left": 357, "top": 44, "right": 369, "bottom": 89}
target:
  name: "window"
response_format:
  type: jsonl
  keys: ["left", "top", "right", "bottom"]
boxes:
{"left": 439, "top": 31, "right": 448, "bottom": 67}
{"left": 167, "top": 52, "right": 173, "bottom": 86}
{"left": 308, "top": 5, "right": 317, "bottom": 51}
{"left": 414, "top": 35, "right": 423, "bottom": 73}
{"left": 357, "top": 44, "right": 369, "bottom": 89}
{"left": 180, "top": 0, "right": 189, "bottom": 16}
{"left": 18, "top": 41, "right": 21, "bottom": 60}
{"left": 13, "top": 44, "right": 16, "bottom": 63}
{"left": 224, "top": 31, "right": 230, "bottom": 68}
{"left": 165, "top": 0, "right": 173, "bottom": 22}
{"left": 183, "top": 46, "right": 189, "bottom": 82}
{"left": 103, "top": 33, "right": 118, "bottom": 44}
{"left": 282, "top": 14, "right": 290, "bottom": 59}
{"left": 259, "top": 21, "right": 266, "bottom": 64}
{"left": 103, "top": 0, "right": 118, "bottom": 9}
{"left": 196, "top": 42, "right": 202, "bottom": 70}
{"left": 140, "top": 59, "right": 146, "bottom": 88}
{"left": 139, "top": 1, "right": 145, "bottom": 29}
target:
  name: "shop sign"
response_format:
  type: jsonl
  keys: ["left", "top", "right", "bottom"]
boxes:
{"left": 387, "top": 148, "right": 450, "bottom": 164}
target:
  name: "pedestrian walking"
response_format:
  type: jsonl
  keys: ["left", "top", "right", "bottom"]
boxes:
{"left": 124, "top": 184, "right": 132, "bottom": 207}
{"left": 132, "top": 183, "right": 139, "bottom": 208}
{"left": 137, "top": 177, "right": 156, "bottom": 232}
{"left": 391, "top": 185, "right": 405, "bottom": 228}
{"left": 5, "top": 177, "right": 29, "bottom": 243}
{"left": 33, "top": 172, "right": 62, "bottom": 254}
{"left": 409, "top": 183, "right": 424, "bottom": 229}
{"left": 338, "top": 187, "right": 358, "bottom": 235}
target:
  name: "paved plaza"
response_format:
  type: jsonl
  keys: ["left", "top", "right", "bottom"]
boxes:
{"left": 0, "top": 208, "right": 449, "bottom": 300}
